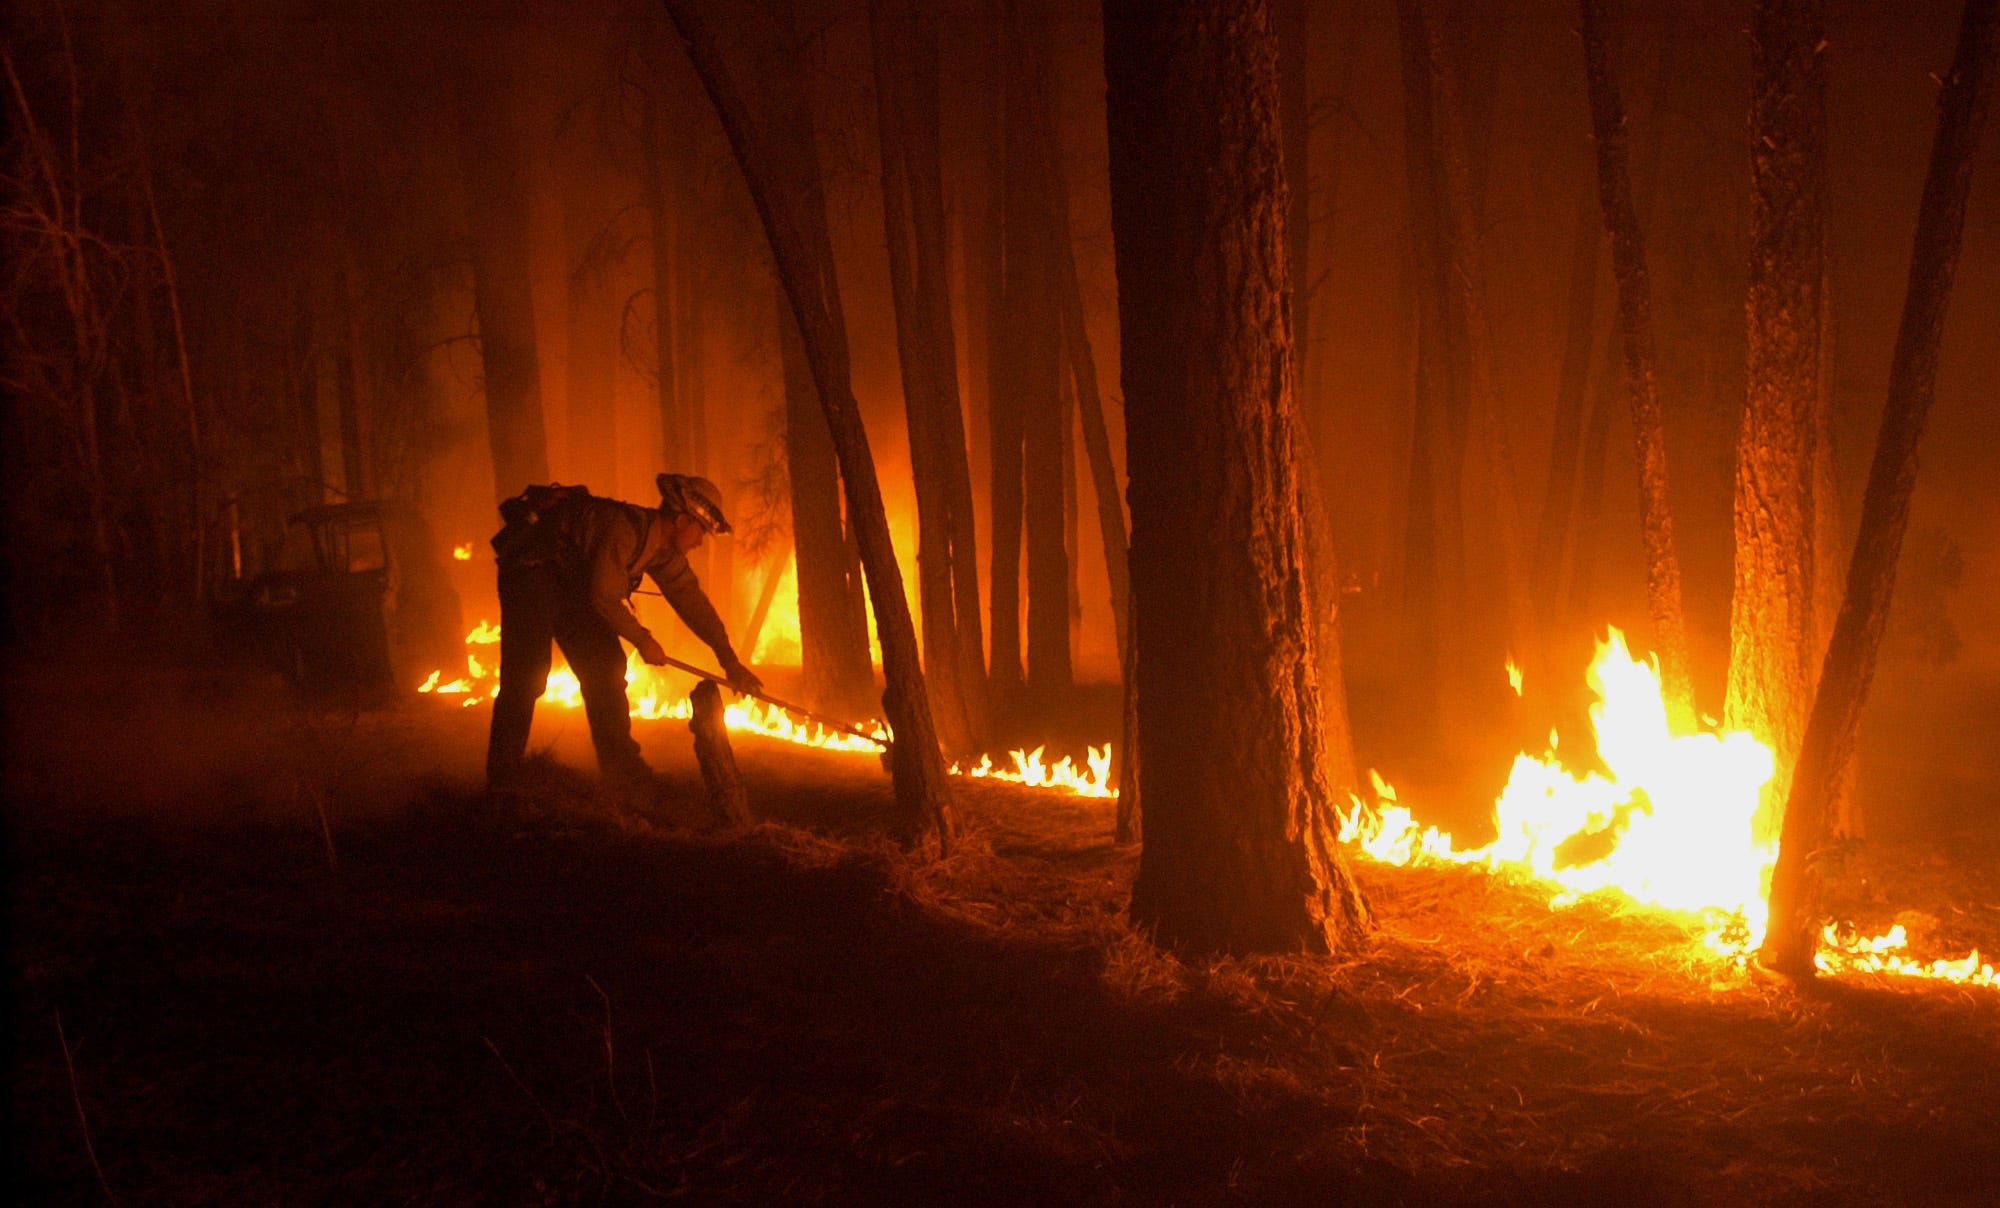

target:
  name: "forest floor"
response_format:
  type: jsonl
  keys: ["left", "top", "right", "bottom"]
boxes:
{"left": 7, "top": 645, "right": 2000, "bottom": 1206}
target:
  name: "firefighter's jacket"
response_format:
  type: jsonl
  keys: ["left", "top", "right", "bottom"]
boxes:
{"left": 511, "top": 495, "right": 736, "bottom": 665}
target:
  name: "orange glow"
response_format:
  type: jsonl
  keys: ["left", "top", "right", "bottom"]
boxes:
{"left": 453, "top": 543, "right": 474, "bottom": 561}
{"left": 420, "top": 621, "right": 1104, "bottom": 796}
{"left": 1338, "top": 629, "right": 1994, "bottom": 987}
{"left": 422, "top": 621, "right": 1992, "bottom": 986}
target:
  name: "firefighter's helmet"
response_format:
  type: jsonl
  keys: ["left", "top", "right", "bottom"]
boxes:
{"left": 657, "top": 473, "right": 732, "bottom": 535}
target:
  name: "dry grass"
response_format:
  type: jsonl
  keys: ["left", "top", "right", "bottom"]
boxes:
{"left": 7, "top": 656, "right": 1999, "bottom": 1205}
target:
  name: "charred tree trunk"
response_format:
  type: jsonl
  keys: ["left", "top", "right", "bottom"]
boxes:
{"left": 779, "top": 283, "right": 875, "bottom": 717}
{"left": 665, "top": 0, "right": 958, "bottom": 854}
{"left": 1550, "top": 22, "right": 1677, "bottom": 641}
{"left": 1728, "top": 0, "right": 1827, "bottom": 843}
{"left": 1107, "top": 0, "right": 1368, "bottom": 954}
{"left": 1115, "top": 612, "right": 1141, "bottom": 844}
{"left": 1579, "top": 0, "right": 1695, "bottom": 725}
{"left": 457, "top": 81, "right": 550, "bottom": 500}
{"left": 689, "top": 680, "right": 752, "bottom": 826}
{"left": 1050, "top": 158, "right": 1131, "bottom": 663}
{"left": 1762, "top": 0, "right": 1996, "bottom": 978}
{"left": 1002, "top": 0, "right": 1072, "bottom": 696}
{"left": 870, "top": 0, "right": 982, "bottom": 753}
{"left": 978, "top": 0, "right": 1022, "bottom": 700}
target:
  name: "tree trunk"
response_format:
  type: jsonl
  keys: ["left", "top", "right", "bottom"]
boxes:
{"left": 562, "top": 164, "right": 622, "bottom": 495}
{"left": 1728, "top": 0, "right": 1827, "bottom": 845}
{"left": 640, "top": 91, "right": 684, "bottom": 468}
{"left": 1115, "top": 611, "right": 1141, "bottom": 844}
{"left": 1106, "top": 0, "right": 1368, "bottom": 954}
{"left": 1555, "top": 20, "right": 1677, "bottom": 639}
{"left": 1002, "top": 0, "right": 1072, "bottom": 696}
{"left": 779, "top": 281, "right": 875, "bottom": 717}
{"left": 1298, "top": 425, "right": 1361, "bottom": 801}
{"left": 978, "top": 1, "right": 1021, "bottom": 700}
{"left": 1534, "top": 178, "right": 1603, "bottom": 650}
{"left": 1394, "top": 0, "right": 1460, "bottom": 740}
{"left": 689, "top": 680, "right": 753, "bottom": 826}
{"left": 871, "top": 0, "right": 976, "bottom": 754}
{"left": 1415, "top": 2, "right": 1536, "bottom": 672}
{"left": 1579, "top": 0, "right": 1695, "bottom": 726}
{"left": 1761, "top": 0, "right": 1996, "bottom": 977}
{"left": 665, "top": 0, "right": 958, "bottom": 854}
{"left": 1052, "top": 169, "right": 1132, "bottom": 665}
{"left": 457, "top": 80, "right": 550, "bottom": 501}
{"left": 1279, "top": 0, "right": 1311, "bottom": 397}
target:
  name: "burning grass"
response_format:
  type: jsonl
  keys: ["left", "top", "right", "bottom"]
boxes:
{"left": 8, "top": 653, "right": 2000, "bottom": 1204}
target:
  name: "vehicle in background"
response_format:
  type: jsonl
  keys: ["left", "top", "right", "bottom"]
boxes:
{"left": 219, "top": 501, "right": 463, "bottom": 700}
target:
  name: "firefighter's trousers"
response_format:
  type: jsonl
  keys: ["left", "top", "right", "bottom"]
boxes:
{"left": 485, "top": 558, "right": 649, "bottom": 786}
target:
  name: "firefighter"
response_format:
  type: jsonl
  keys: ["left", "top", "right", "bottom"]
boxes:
{"left": 485, "top": 473, "right": 763, "bottom": 792}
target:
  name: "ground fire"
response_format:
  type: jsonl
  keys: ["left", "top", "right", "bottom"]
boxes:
{"left": 9, "top": 0, "right": 1999, "bottom": 1202}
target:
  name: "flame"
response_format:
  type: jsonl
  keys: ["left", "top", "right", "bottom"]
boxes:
{"left": 453, "top": 543, "right": 474, "bottom": 561}
{"left": 1506, "top": 657, "right": 1523, "bottom": 696}
{"left": 958, "top": 745, "right": 1115, "bottom": 798}
{"left": 419, "top": 622, "right": 1103, "bottom": 797}
{"left": 1339, "top": 629, "right": 1995, "bottom": 987}
{"left": 419, "top": 620, "right": 1991, "bottom": 986}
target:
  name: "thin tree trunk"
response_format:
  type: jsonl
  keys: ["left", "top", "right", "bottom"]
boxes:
{"left": 1107, "top": 0, "right": 1367, "bottom": 954}
{"left": 562, "top": 167, "right": 621, "bottom": 494}
{"left": 779, "top": 281, "right": 875, "bottom": 717}
{"left": 640, "top": 92, "right": 684, "bottom": 468}
{"left": 1395, "top": 0, "right": 1457, "bottom": 737}
{"left": 741, "top": 544, "right": 792, "bottom": 661}
{"left": 1533, "top": 177, "right": 1602, "bottom": 644}
{"left": 1562, "top": 23, "right": 1677, "bottom": 636}
{"left": 1053, "top": 182, "right": 1131, "bottom": 664}
{"left": 1762, "top": 0, "right": 1995, "bottom": 977}
{"left": 1416, "top": 2, "right": 1536, "bottom": 670}
{"left": 665, "top": 0, "right": 958, "bottom": 853}
{"left": 1579, "top": 0, "right": 1695, "bottom": 725}
{"left": 1728, "top": 0, "right": 1827, "bottom": 845}
{"left": 133, "top": 130, "right": 202, "bottom": 611}
{"left": 1004, "top": 0, "right": 1072, "bottom": 696}
{"left": 979, "top": 1, "right": 1020, "bottom": 700}
{"left": 457, "top": 81, "right": 550, "bottom": 501}
{"left": 871, "top": 0, "right": 975, "bottom": 753}
{"left": 904, "top": 1, "right": 991, "bottom": 741}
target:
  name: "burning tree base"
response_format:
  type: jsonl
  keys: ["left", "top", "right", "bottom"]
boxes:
{"left": 1337, "top": 629, "right": 1995, "bottom": 989}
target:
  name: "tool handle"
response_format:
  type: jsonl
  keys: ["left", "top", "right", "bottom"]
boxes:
{"left": 651, "top": 652, "right": 887, "bottom": 748}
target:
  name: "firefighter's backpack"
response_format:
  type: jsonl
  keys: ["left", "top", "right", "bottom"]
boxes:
{"left": 492, "top": 483, "right": 590, "bottom": 561}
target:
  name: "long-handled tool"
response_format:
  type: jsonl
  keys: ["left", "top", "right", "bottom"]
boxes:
{"left": 651, "top": 651, "right": 888, "bottom": 749}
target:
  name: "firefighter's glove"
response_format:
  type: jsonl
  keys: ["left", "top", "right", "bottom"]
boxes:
{"left": 722, "top": 658, "right": 764, "bottom": 698}
{"left": 635, "top": 635, "right": 669, "bottom": 666}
